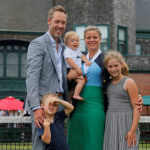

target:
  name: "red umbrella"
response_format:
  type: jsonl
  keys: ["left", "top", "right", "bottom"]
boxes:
{"left": 0, "top": 96, "right": 24, "bottom": 110}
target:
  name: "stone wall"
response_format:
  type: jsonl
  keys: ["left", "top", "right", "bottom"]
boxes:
{"left": 0, "top": 0, "right": 53, "bottom": 31}
{"left": 136, "top": 39, "right": 150, "bottom": 55}
{"left": 113, "top": 0, "right": 136, "bottom": 54}
{"left": 54, "top": 0, "right": 136, "bottom": 54}
{"left": 124, "top": 55, "right": 150, "bottom": 70}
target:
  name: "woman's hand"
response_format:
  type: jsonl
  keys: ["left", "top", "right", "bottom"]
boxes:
{"left": 135, "top": 95, "right": 143, "bottom": 112}
{"left": 76, "top": 68, "right": 82, "bottom": 75}
{"left": 67, "top": 69, "right": 78, "bottom": 81}
{"left": 126, "top": 130, "right": 136, "bottom": 148}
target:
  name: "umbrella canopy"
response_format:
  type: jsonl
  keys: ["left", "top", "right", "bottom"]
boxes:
{"left": 0, "top": 96, "right": 24, "bottom": 110}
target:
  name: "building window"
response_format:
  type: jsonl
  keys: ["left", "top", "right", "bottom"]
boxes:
{"left": 73, "top": 25, "right": 86, "bottom": 52}
{"left": 21, "top": 53, "right": 27, "bottom": 77}
{"left": 0, "top": 40, "right": 28, "bottom": 78}
{"left": 7, "top": 53, "right": 18, "bottom": 77}
{"left": 96, "top": 24, "right": 110, "bottom": 51}
{"left": 0, "top": 53, "right": 3, "bottom": 77}
{"left": 118, "top": 26, "right": 128, "bottom": 54}
{"left": 135, "top": 44, "right": 141, "bottom": 55}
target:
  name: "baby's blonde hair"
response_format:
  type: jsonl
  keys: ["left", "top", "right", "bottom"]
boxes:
{"left": 64, "top": 31, "right": 79, "bottom": 43}
{"left": 41, "top": 93, "right": 59, "bottom": 105}
{"left": 104, "top": 50, "right": 129, "bottom": 76}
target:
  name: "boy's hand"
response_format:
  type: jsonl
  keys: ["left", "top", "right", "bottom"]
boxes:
{"left": 43, "top": 119, "right": 51, "bottom": 127}
{"left": 126, "top": 130, "right": 136, "bottom": 148}
{"left": 85, "top": 60, "right": 92, "bottom": 66}
{"left": 50, "top": 98, "right": 60, "bottom": 107}
{"left": 76, "top": 68, "right": 82, "bottom": 75}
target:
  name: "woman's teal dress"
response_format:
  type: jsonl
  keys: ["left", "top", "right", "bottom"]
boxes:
{"left": 68, "top": 59, "right": 105, "bottom": 150}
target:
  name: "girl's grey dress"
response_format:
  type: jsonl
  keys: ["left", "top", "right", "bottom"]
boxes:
{"left": 103, "top": 76, "right": 140, "bottom": 150}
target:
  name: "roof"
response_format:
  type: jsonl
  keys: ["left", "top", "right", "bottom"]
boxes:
{"left": 0, "top": 0, "right": 52, "bottom": 31}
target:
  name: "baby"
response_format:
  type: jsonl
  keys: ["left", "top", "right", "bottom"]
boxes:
{"left": 63, "top": 31, "right": 92, "bottom": 101}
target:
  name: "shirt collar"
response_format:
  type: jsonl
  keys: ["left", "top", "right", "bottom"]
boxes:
{"left": 46, "top": 31, "right": 63, "bottom": 44}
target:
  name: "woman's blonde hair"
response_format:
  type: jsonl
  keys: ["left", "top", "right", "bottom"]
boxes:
{"left": 64, "top": 31, "right": 79, "bottom": 43}
{"left": 104, "top": 50, "right": 129, "bottom": 76}
{"left": 84, "top": 26, "right": 102, "bottom": 39}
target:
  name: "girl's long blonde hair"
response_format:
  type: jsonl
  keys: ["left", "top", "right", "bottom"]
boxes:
{"left": 104, "top": 50, "right": 129, "bottom": 76}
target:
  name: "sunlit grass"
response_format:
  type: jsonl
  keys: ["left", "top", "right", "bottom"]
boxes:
{"left": 0, "top": 143, "right": 32, "bottom": 150}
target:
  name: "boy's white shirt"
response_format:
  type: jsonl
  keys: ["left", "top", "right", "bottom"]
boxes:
{"left": 84, "top": 49, "right": 102, "bottom": 74}
{"left": 63, "top": 46, "right": 83, "bottom": 68}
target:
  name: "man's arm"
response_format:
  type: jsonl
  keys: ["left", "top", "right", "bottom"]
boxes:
{"left": 26, "top": 40, "right": 45, "bottom": 127}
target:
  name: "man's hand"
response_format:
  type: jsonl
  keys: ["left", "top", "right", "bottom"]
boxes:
{"left": 135, "top": 95, "right": 143, "bottom": 112}
{"left": 34, "top": 108, "right": 45, "bottom": 128}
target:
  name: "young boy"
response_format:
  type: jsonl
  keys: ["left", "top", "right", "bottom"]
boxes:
{"left": 37, "top": 93, "right": 74, "bottom": 150}
{"left": 63, "top": 31, "right": 92, "bottom": 101}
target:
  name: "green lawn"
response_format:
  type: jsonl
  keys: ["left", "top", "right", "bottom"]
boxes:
{"left": 0, "top": 143, "right": 32, "bottom": 150}
{"left": 0, "top": 143, "right": 150, "bottom": 150}
{"left": 139, "top": 144, "right": 150, "bottom": 150}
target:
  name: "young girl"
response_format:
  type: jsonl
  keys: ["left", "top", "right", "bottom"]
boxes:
{"left": 63, "top": 31, "right": 91, "bottom": 101}
{"left": 103, "top": 51, "right": 140, "bottom": 150}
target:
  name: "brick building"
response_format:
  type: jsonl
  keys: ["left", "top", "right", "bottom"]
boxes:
{"left": 0, "top": 0, "right": 149, "bottom": 114}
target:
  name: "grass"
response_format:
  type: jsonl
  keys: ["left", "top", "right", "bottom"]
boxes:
{"left": 139, "top": 144, "right": 150, "bottom": 150}
{"left": 0, "top": 143, "right": 150, "bottom": 150}
{"left": 0, "top": 143, "right": 32, "bottom": 150}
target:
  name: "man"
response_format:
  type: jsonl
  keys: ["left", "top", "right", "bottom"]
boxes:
{"left": 24, "top": 5, "right": 68, "bottom": 150}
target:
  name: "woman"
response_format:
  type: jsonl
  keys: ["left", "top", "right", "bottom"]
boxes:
{"left": 67, "top": 26, "right": 109, "bottom": 150}
{"left": 67, "top": 26, "right": 142, "bottom": 150}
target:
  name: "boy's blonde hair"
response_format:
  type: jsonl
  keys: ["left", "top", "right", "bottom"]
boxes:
{"left": 41, "top": 93, "right": 59, "bottom": 105}
{"left": 64, "top": 31, "right": 79, "bottom": 43}
{"left": 104, "top": 50, "right": 129, "bottom": 76}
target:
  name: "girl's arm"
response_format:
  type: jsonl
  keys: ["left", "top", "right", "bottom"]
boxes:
{"left": 41, "top": 119, "right": 51, "bottom": 144}
{"left": 81, "top": 55, "right": 92, "bottom": 66}
{"left": 125, "top": 79, "right": 141, "bottom": 148}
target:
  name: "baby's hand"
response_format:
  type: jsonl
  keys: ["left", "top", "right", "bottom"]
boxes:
{"left": 43, "top": 119, "right": 51, "bottom": 127}
{"left": 76, "top": 68, "right": 82, "bottom": 75}
{"left": 85, "top": 61, "right": 92, "bottom": 66}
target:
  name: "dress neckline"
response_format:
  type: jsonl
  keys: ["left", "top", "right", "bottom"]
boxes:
{"left": 110, "top": 76, "right": 126, "bottom": 85}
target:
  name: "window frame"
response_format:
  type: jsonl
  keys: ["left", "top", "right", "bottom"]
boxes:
{"left": 0, "top": 41, "right": 28, "bottom": 78}
{"left": 117, "top": 25, "right": 128, "bottom": 54}
{"left": 135, "top": 43, "right": 142, "bottom": 55}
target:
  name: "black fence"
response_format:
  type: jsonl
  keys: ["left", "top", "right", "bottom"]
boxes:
{"left": 0, "top": 117, "right": 150, "bottom": 150}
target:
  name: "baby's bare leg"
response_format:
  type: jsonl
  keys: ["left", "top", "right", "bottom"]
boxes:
{"left": 73, "top": 75, "right": 85, "bottom": 100}
{"left": 69, "top": 89, "right": 74, "bottom": 103}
